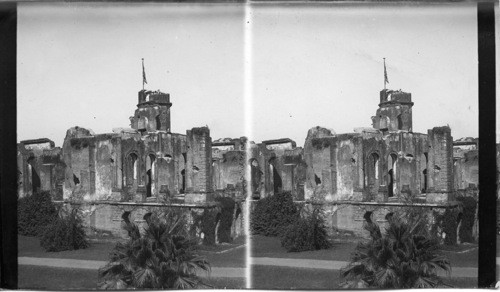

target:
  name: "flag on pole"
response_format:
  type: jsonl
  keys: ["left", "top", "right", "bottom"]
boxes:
{"left": 142, "top": 58, "right": 148, "bottom": 87}
{"left": 384, "top": 58, "right": 389, "bottom": 85}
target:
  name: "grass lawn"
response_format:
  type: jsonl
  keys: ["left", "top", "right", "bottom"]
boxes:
{"left": 442, "top": 246, "right": 478, "bottom": 268}
{"left": 251, "top": 265, "right": 476, "bottom": 289}
{"left": 251, "top": 265, "right": 342, "bottom": 289}
{"left": 19, "top": 265, "right": 98, "bottom": 290}
{"left": 251, "top": 234, "right": 478, "bottom": 268}
{"left": 19, "top": 235, "right": 115, "bottom": 261}
{"left": 19, "top": 235, "right": 246, "bottom": 268}
{"left": 251, "top": 235, "right": 355, "bottom": 261}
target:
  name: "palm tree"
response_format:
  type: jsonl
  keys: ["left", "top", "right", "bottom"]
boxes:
{"left": 340, "top": 215, "right": 451, "bottom": 289}
{"left": 98, "top": 212, "right": 211, "bottom": 289}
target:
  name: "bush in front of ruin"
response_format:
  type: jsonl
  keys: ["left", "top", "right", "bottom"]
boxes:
{"left": 40, "top": 207, "right": 89, "bottom": 252}
{"left": 215, "top": 196, "right": 236, "bottom": 243}
{"left": 250, "top": 191, "right": 299, "bottom": 237}
{"left": 98, "top": 212, "right": 210, "bottom": 289}
{"left": 456, "top": 196, "right": 477, "bottom": 243}
{"left": 18, "top": 191, "right": 58, "bottom": 236}
{"left": 281, "top": 205, "right": 331, "bottom": 252}
{"left": 340, "top": 215, "right": 451, "bottom": 289}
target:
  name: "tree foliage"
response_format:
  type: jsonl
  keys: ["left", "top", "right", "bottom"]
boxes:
{"left": 98, "top": 212, "right": 211, "bottom": 289}
{"left": 250, "top": 192, "right": 299, "bottom": 237}
{"left": 340, "top": 216, "right": 451, "bottom": 289}
{"left": 40, "top": 207, "right": 89, "bottom": 252}
{"left": 18, "top": 191, "right": 58, "bottom": 236}
{"left": 281, "top": 205, "right": 331, "bottom": 252}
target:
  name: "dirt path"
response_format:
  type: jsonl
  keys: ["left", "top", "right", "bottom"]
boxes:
{"left": 251, "top": 257, "right": 479, "bottom": 278}
{"left": 18, "top": 257, "right": 246, "bottom": 278}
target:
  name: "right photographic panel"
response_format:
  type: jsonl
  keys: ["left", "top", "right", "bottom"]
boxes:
{"left": 248, "top": 3, "right": 480, "bottom": 289}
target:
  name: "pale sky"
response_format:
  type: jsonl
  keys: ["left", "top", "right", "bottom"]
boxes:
{"left": 251, "top": 3, "right": 479, "bottom": 146}
{"left": 18, "top": 3, "right": 245, "bottom": 146}
{"left": 18, "top": 3, "right": 481, "bottom": 147}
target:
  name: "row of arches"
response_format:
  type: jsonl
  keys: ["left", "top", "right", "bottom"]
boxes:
{"left": 378, "top": 114, "right": 406, "bottom": 130}
{"left": 248, "top": 157, "right": 283, "bottom": 197}
{"left": 137, "top": 115, "right": 163, "bottom": 131}
{"left": 126, "top": 152, "right": 188, "bottom": 197}
{"left": 126, "top": 153, "right": 157, "bottom": 197}
{"left": 367, "top": 152, "right": 428, "bottom": 197}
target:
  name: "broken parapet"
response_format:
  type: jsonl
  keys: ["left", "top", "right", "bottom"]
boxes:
{"left": 373, "top": 89, "right": 413, "bottom": 132}
{"left": 185, "top": 126, "right": 213, "bottom": 203}
{"left": 130, "top": 89, "right": 172, "bottom": 133}
{"left": 426, "top": 126, "right": 454, "bottom": 203}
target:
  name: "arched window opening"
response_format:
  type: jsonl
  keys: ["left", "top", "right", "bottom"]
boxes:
{"left": 388, "top": 153, "right": 397, "bottom": 197}
{"left": 249, "top": 158, "right": 262, "bottom": 196}
{"left": 180, "top": 169, "right": 186, "bottom": 194}
{"left": 143, "top": 212, "right": 152, "bottom": 223}
{"left": 27, "top": 157, "right": 40, "bottom": 194}
{"left": 372, "top": 153, "right": 379, "bottom": 180}
{"left": 127, "top": 153, "right": 139, "bottom": 186}
{"left": 122, "top": 211, "right": 131, "bottom": 223}
{"left": 179, "top": 153, "right": 187, "bottom": 194}
{"left": 363, "top": 211, "right": 373, "bottom": 224}
{"left": 269, "top": 158, "right": 282, "bottom": 194}
{"left": 315, "top": 174, "right": 321, "bottom": 185}
{"left": 146, "top": 154, "right": 156, "bottom": 198}
{"left": 155, "top": 115, "right": 161, "bottom": 130}
{"left": 420, "top": 153, "right": 428, "bottom": 193}
{"left": 397, "top": 114, "right": 403, "bottom": 130}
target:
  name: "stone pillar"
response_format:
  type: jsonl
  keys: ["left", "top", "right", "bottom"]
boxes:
{"left": 185, "top": 127, "right": 213, "bottom": 203}
{"left": 426, "top": 126, "right": 454, "bottom": 203}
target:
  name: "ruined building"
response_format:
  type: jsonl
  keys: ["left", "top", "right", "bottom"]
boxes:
{"left": 248, "top": 89, "right": 479, "bottom": 237}
{"left": 17, "top": 89, "right": 245, "bottom": 243}
{"left": 17, "top": 86, "right": 480, "bottom": 239}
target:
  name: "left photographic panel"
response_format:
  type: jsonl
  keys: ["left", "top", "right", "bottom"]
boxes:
{"left": 17, "top": 3, "right": 247, "bottom": 289}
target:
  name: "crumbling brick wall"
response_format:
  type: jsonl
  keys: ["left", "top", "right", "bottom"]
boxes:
{"left": 186, "top": 127, "right": 212, "bottom": 193}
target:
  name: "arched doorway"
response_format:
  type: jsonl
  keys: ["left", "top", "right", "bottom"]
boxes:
{"left": 249, "top": 158, "right": 262, "bottom": 197}
{"left": 397, "top": 114, "right": 403, "bottom": 130}
{"left": 155, "top": 115, "right": 161, "bottom": 130}
{"left": 127, "top": 153, "right": 139, "bottom": 186}
{"left": 420, "top": 153, "right": 428, "bottom": 193}
{"left": 369, "top": 153, "right": 379, "bottom": 184}
{"left": 388, "top": 153, "right": 397, "bottom": 197}
{"left": 146, "top": 154, "right": 156, "bottom": 198}
{"left": 27, "top": 157, "right": 40, "bottom": 194}
{"left": 269, "top": 158, "right": 282, "bottom": 194}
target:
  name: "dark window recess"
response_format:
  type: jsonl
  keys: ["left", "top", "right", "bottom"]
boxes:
{"left": 315, "top": 174, "right": 321, "bottom": 185}
{"left": 122, "top": 211, "right": 131, "bottom": 223}
{"left": 364, "top": 211, "right": 373, "bottom": 223}
{"left": 73, "top": 174, "right": 80, "bottom": 185}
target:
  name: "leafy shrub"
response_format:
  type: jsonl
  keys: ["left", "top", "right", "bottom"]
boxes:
{"left": 281, "top": 206, "right": 331, "bottom": 252}
{"left": 340, "top": 217, "right": 451, "bottom": 289}
{"left": 432, "top": 208, "right": 459, "bottom": 246}
{"left": 40, "top": 208, "right": 89, "bottom": 252}
{"left": 456, "top": 196, "right": 477, "bottom": 243}
{"left": 98, "top": 212, "right": 210, "bottom": 289}
{"left": 251, "top": 192, "right": 299, "bottom": 236}
{"left": 215, "top": 197, "right": 236, "bottom": 243}
{"left": 18, "top": 191, "right": 58, "bottom": 236}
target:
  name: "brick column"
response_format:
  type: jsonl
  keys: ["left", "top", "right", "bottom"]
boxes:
{"left": 427, "top": 126, "right": 454, "bottom": 203}
{"left": 185, "top": 127, "right": 213, "bottom": 203}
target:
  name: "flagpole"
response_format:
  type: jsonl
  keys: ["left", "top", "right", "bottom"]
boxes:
{"left": 142, "top": 58, "right": 145, "bottom": 90}
{"left": 383, "top": 57, "right": 386, "bottom": 90}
